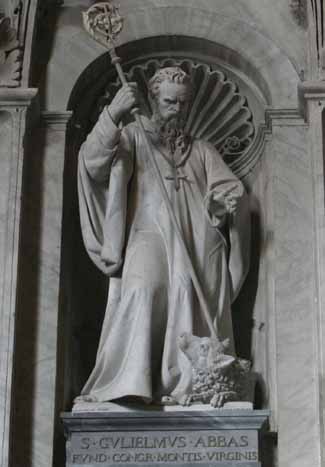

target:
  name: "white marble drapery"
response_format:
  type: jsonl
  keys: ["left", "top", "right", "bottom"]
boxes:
{"left": 78, "top": 109, "right": 250, "bottom": 403}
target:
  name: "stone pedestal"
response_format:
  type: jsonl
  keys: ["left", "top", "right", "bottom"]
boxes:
{"left": 62, "top": 410, "right": 270, "bottom": 467}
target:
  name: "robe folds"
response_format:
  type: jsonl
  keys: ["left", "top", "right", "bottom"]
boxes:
{"left": 78, "top": 107, "right": 250, "bottom": 402}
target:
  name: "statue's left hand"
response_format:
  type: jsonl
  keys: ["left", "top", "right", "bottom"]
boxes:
{"left": 211, "top": 184, "right": 242, "bottom": 215}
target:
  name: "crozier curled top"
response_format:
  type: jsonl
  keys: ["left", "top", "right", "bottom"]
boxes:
{"left": 83, "top": 2, "right": 124, "bottom": 49}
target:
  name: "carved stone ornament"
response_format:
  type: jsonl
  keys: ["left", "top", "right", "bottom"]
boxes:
{"left": 83, "top": 2, "right": 124, "bottom": 49}
{"left": 94, "top": 58, "right": 255, "bottom": 168}
{"left": 0, "top": 13, "right": 22, "bottom": 87}
{"left": 162, "top": 333, "right": 254, "bottom": 408}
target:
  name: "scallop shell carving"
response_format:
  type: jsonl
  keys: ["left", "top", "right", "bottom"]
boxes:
{"left": 95, "top": 58, "right": 255, "bottom": 167}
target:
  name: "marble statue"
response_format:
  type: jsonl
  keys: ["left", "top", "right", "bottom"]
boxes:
{"left": 77, "top": 67, "right": 250, "bottom": 406}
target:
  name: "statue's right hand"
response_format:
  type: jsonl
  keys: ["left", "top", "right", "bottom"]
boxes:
{"left": 108, "top": 82, "right": 138, "bottom": 124}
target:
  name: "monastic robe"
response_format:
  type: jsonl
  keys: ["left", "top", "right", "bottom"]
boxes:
{"left": 78, "top": 107, "right": 250, "bottom": 402}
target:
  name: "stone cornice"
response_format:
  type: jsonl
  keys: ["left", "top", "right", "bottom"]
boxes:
{"left": 298, "top": 81, "right": 325, "bottom": 121}
{"left": 0, "top": 88, "right": 38, "bottom": 106}
{"left": 62, "top": 409, "right": 271, "bottom": 432}
{"left": 40, "top": 111, "right": 73, "bottom": 129}
{"left": 265, "top": 108, "right": 305, "bottom": 128}
{"left": 299, "top": 81, "right": 325, "bottom": 100}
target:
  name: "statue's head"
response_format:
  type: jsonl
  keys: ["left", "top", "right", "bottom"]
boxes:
{"left": 148, "top": 67, "right": 192, "bottom": 152}
{"left": 148, "top": 67, "right": 192, "bottom": 126}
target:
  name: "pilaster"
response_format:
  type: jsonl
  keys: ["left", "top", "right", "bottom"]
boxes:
{"left": 10, "top": 110, "right": 72, "bottom": 467}
{"left": 259, "top": 105, "right": 322, "bottom": 466}
{"left": 0, "top": 87, "right": 38, "bottom": 467}
{"left": 299, "top": 81, "right": 325, "bottom": 467}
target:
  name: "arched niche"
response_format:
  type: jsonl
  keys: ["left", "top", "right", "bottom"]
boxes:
{"left": 40, "top": 5, "right": 300, "bottom": 110}
{"left": 60, "top": 35, "right": 271, "bottom": 407}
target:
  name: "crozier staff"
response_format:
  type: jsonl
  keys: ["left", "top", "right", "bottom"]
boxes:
{"left": 77, "top": 67, "right": 250, "bottom": 405}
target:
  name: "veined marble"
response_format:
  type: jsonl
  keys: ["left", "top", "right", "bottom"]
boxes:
{"left": 10, "top": 115, "right": 71, "bottom": 467}
{"left": 1, "top": 2, "right": 324, "bottom": 467}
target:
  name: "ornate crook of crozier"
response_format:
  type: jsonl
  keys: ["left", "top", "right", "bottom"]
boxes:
{"left": 83, "top": 2, "right": 127, "bottom": 83}
{"left": 82, "top": 2, "right": 124, "bottom": 50}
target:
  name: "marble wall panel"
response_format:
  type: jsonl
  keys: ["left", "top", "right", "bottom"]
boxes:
{"left": 278, "top": 408, "right": 320, "bottom": 467}
{"left": 0, "top": 110, "right": 14, "bottom": 467}
{"left": 11, "top": 118, "right": 69, "bottom": 467}
{"left": 0, "top": 98, "right": 36, "bottom": 467}
{"left": 303, "top": 98, "right": 325, "bottom": 466}
{"left": 266, "top": 124, "right": 321, "bottom": 466}
{"left": 241, "top": 155, "right": 278, "bottom": 419}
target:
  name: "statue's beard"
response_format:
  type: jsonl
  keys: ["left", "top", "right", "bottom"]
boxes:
{"left": 152, "top": 110, "right": 189, "bottom": 155}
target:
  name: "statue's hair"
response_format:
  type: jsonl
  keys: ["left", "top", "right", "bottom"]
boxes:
{"left": 148, "top": 67, "right": 192, "bottom": 99}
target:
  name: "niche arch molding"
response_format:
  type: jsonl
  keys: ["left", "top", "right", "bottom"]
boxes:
{"left": 44, "top": 6, "right": 300, "bottom": 111}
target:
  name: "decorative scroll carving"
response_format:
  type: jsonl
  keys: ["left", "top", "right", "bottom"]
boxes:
{"left": 289, "top": 0, "right": 307, "bottom": 28}
{"left": 94, "top": 58, "right": 255, "bottom": 168}
{"left": 0, "top": 13, "right": 22, "bottom": 87}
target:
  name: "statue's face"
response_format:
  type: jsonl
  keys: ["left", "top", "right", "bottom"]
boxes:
{"left": 156, "top": 81, "right": 190, "bottom": 123}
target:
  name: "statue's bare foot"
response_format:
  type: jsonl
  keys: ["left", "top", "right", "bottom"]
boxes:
{"left": 158, "top": 394, "right": 193, "bottom": 406}
{"left": 159, "top": 395, "right": 178, "bottom": 406}
{"left": 74, "top": 394, "right": 98, "bottom": 404}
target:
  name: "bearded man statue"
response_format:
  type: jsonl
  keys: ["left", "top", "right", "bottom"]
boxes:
{"left": 77, "top": 67, "right": 250, "bottom": 406}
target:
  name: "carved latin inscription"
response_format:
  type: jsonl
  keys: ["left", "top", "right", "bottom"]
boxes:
{"left": 68, "top": 430, "right": 259, "bottom": 466}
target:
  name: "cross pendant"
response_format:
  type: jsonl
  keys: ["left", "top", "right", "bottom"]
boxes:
{"left": 165, "top": 166, "right": 188, "bottom": 191}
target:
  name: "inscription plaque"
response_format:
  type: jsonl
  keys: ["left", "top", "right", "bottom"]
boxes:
{"left": 70, "top": 430, "right": 258, "bottom": 465}
{"left": 62, "top": 410, "right": 270, "bottom": 467}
